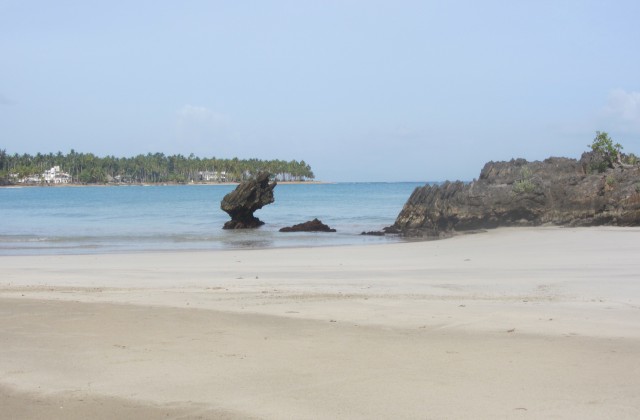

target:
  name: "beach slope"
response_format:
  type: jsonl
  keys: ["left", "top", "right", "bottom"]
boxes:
{"left": 1, "top": 227, "right": 639, "bottom": 419}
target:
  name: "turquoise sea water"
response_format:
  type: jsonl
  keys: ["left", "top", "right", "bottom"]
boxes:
{"left": 0, "top": 183, "right": 425, "bottom": 255}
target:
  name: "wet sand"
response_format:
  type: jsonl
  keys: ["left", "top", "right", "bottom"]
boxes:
{"left": 1, "top": 227, "right": 639, "bottom": 419}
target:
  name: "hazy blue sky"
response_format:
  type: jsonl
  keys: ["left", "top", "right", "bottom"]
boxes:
{"left": 2, "top": 1, "right": 639, "bottom": 181}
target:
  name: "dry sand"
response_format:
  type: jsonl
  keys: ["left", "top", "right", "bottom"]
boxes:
{"left": 1, "top": 227, "right": 639, "bottom": 419}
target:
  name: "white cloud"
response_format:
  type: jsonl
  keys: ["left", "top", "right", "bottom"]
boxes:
{"left": 602, "top": 89, "right": 640, "bottom": 132}
{"left": 175, "top": 105, "right": 233, "bottom": 154}
{"left": 177, "top": 105, "right": 229, "bottom": 128}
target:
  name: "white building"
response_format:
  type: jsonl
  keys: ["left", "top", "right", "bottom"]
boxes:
{"left": 199, "top": 171, "right": 218, "bottom": 181}
{"left": 43, "top": 166, "right": 72, "bottom": 184}
{"left": 198, "top": 170, "right": 226, "bottom": 182}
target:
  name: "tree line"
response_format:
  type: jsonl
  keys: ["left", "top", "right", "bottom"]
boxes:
{"left": 0, "top": 149, "right": 315, "bottom": 185}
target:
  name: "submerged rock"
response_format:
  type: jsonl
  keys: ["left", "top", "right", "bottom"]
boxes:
{"left": 390, "top": 152, "right": 640, "bottom": 237}
{"left": 361, "top": 226, "right": 402, "bottom": 236}
{"left": 221, "top": 172, "right": 277, "bottom": 229}
{"left": 280, "top": 218, "right": 336, "bottom": 232}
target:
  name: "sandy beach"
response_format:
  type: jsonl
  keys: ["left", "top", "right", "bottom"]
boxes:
{"left": 1, "top": 226, "right": 639, "bottom": 419}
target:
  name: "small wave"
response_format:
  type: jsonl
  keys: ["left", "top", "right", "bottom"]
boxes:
{"left": 0, "top": 235, "right": 49, "bottom": 243}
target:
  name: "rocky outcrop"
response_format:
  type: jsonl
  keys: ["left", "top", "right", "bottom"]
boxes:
{"left": 280, "top": 218, "right": 336, "bottom": 232}
{"left": 389, "top": 153, "right": 640, "bottom": 238}
{"left": 221, "top": 172, "right": 277, "bottom": 229}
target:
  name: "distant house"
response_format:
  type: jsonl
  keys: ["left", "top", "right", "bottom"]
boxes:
{"left": 12, "top": 172, "right": 41, "bottom": 184}
{"left": 43, "top": 166, "right": 72, "bottom": 184}
{"left": 198, "top": 170, "right": 227, "bottom": 182}
{"left": 199, "top": 171, "right": 218, "bottom": 182}
{"left": 113, "top": 174, "right": 133, "bottom": 184}
{"left": 20, "top": 174, "right": 41, "bottom": 183}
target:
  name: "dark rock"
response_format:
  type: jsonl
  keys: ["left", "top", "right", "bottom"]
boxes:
{"left": 382, "top": 225, "right": 402, "bottom": 234}
{"left": 361, "top": 231, "right": 385, "bottom": 236}
{"left": 361, "top": 226, "right": 401, "bottom": 236}
{"left": 221, "top": 172, "right": 277, "bottom": 229}
{"left": 390, "top": 152, "right": 640, "bottom": 237}
{"left": 280, "top": 218, "right": 336, "bottom": 232}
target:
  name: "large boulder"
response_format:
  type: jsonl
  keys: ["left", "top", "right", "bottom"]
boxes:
{"left": 390, "top": 153, "right": 640, "bottom": 238}
{"left": 280, "top": 218, "right": 336, "bottom": 232}
{"left": 221, "top": 172, "right": 277, "bottom": 229}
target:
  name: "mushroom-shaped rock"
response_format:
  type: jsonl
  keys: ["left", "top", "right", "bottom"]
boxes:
{"left": 279, "top": 218, "right": 336, "bottom": 232}
{"left": 221, "top": 172, "right": 277, "bottom": 229}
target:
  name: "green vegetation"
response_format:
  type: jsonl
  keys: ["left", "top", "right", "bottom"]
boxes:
{"left": 624, "top": 153, "right": 638, "bottom": 165}
{"left": 512, "top": 166, "right": 537, "bottom": 194}
{"left": 0, "top": 149, "right": 315, "bottom": 185}
{"left": 588, "top": 131, "right": 623, "bottom": 172}
{"left": 0, "top": 149, "right": 7, "bottom": 185}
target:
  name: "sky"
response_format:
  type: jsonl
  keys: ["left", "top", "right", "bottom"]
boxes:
{"left": 1, "top": 0, "right": 640, "bottom": 182}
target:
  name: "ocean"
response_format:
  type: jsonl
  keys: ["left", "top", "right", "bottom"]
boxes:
{"left": 0, "top": 182, "right": 425, "bottom": 255}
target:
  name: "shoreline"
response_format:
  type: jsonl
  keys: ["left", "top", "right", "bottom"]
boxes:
{"left": 0, "top": 180, "right": 330, "bottom": 188}
{"left": 2, "top": 226, "right": 639, "bottom": 418}
{"left": 0, "top": 180, "right": 434, "bottom": 189}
